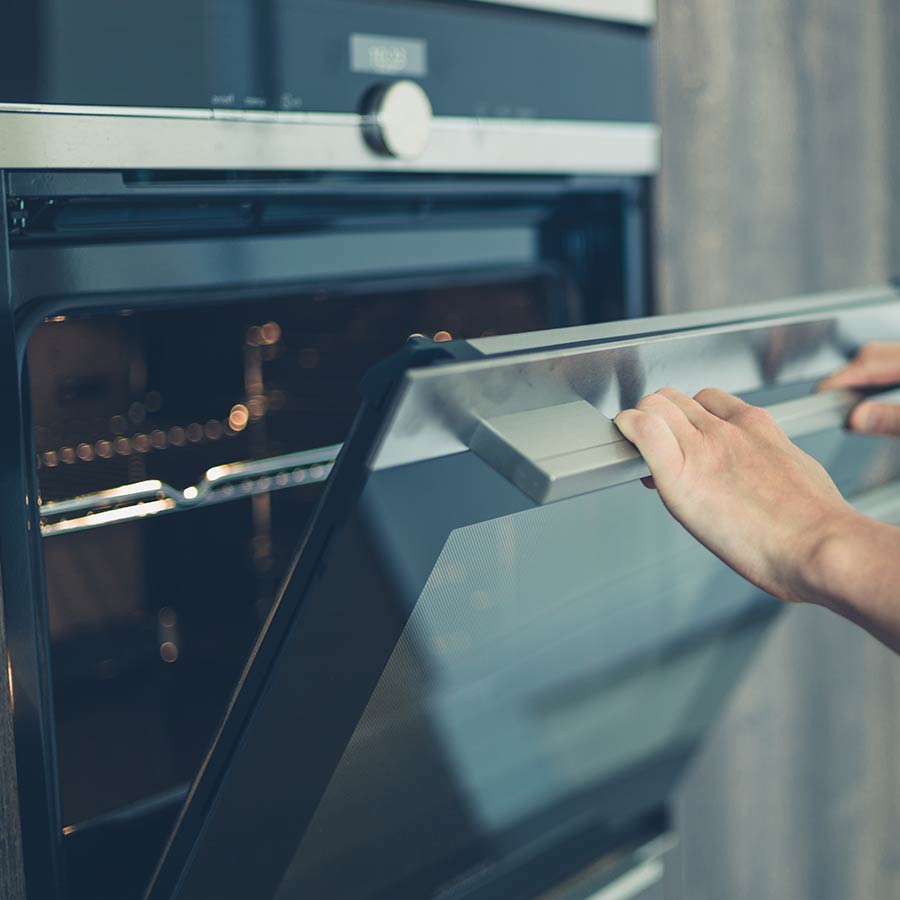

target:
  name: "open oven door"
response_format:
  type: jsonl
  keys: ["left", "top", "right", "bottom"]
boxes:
{"left": 144, "top": 285, "right": 900, "bottom": 900}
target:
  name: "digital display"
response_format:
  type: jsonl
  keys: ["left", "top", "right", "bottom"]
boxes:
{"left": 350, "top": 33, "right": 428, "bottom": 77}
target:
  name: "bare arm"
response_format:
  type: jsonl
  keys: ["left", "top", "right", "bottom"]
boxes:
{"left": 613, "top": 343, "right": 900, "bottom": 654}
{"left": 808, "top": 515, "right": 900, "bottom": 654}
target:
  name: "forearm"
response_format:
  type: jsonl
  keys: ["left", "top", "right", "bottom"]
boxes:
{"left": 614, "top": 382, "right": 900, "bottom": 656}
{"left": 803, "top": 512, "right": 900, "bottom": 654}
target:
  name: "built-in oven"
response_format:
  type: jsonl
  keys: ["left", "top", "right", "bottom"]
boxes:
{"left": 0, "top": 2, "right": 659, "bottom": 898}
{"left": 9, "top": 171, "right": 654, "bottom": 900}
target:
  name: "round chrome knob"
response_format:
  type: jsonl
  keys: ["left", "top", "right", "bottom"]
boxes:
{"left": 362, "top": 80, "right": 433, "bottom": 160}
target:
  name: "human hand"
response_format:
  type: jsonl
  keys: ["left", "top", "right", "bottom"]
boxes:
{"left": 818, "top": 342, "right": 900, "bottom": 435}
{"left": 614, "top": 388, "right": 860, "bottom": 606}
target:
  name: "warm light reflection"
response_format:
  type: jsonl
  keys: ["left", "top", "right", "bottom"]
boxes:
{"left": 44, "top": 499, "right": 176, "bottom": 535}
{"left": 260, "top": 321, "right": 282, "bottom": 345}
{"left": 205, "top": 465, "right": 228, "bottom": 483}
{"left": 6, "top": 655, "right": 13, "bottom": 712}
{"left": 204, "top": 420, "right": 223, "bottom": 440}
{"left": 247, "top": 322, "right": 282, "bottom": 347}
{"left": 228, "top": 404, "right": 250, "bottom": 432}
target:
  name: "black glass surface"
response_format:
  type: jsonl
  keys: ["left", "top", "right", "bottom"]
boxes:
{"left": 144, "top": 332, "right": 900, "bottom": 900}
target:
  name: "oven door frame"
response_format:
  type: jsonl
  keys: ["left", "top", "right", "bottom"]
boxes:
{"left": 0, "top": 170, "right": 651, "bottom": 899}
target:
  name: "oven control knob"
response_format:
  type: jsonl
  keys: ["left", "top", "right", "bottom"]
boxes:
{"left": 363, "top": 80, "right": 433, "bottom": 160}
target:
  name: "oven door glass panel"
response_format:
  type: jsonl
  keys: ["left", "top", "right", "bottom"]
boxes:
{"left": 30, "top": 268, "right": 559, "bottom": 827}
{"left": 274, "top": 482, "right": 774, "bottom": 900}
{"left": 276, "top": 425, "right": 900, "bottom": 900}
{"left": 148, "top": 291, "right": 900, "bottom": 900}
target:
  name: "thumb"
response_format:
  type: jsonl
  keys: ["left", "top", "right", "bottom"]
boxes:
{"left": 818, "top": 343, "right": 900, "bottom": 391}
{"left": 848, "top": 401, "right": 900, "bottom": 436}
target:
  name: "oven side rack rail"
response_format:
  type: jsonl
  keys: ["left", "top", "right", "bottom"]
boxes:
{"left": 38, "top": 444, "right": 342, "bottom": 537}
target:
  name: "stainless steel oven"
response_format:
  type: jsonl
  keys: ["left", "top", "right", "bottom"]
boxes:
{"left": 6, "top": 169, "right": 654, "bottom": 900}
{"left": 0, "top": 2, "right": 660, "bottom": 898}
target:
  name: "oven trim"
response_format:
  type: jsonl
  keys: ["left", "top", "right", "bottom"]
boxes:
{"left": 0, "top": 106, "right": 659, "bottom": 174}
{"left": 0, "top": 177, "right": 63, "bottom": 900}
{"left": 464, "top": 0, "right": 656, "bottom": 25}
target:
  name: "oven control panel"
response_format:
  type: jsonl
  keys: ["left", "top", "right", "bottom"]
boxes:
{"left": 1, "top": 0, "right": 652, "bottom": 121}
{"left": 0, "top": 0, "right": 657, "bottom": 173}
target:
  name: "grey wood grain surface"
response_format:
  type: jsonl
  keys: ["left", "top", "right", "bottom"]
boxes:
{"left": 656, "top": 1, "right": 898, "bottom": 315}
{"left": 655, "top": 2, "right": 900, "bottom": 899}
{"left": 0, "top": 600, "right": 25, "bottom": 900}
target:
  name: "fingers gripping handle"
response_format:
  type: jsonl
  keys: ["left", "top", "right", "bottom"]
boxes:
{"left": 468, "top": 387, "right": 900, "bottom": 505}
{"left": 769, "top": 386, "right": 900, "bottom": 440}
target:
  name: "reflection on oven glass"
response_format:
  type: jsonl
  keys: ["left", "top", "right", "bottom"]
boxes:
{"left": 28, "top": 274, "right": 555, "bottom": 825}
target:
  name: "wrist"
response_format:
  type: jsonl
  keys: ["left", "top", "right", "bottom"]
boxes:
{"left": 794, "top": 506, "right": 873, "bottom": 610}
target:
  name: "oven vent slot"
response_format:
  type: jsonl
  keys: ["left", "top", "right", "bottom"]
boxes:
{"left": 39, "top": 444, "right": 341, "bottom": 537}
{"left": 8, "top": 194, "right": 551, "bottom": 242}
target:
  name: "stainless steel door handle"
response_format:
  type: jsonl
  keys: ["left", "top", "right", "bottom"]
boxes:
{"left": 469, "top": 386, "right": 900, "bottom": 505}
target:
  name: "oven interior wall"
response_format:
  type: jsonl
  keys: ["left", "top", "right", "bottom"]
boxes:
{"left": 33, "top": 276, "right": 552, "bottom": 826}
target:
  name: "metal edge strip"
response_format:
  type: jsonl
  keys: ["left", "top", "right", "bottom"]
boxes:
{"left": 370, "top": 291, "right": 900, "bottom": 473}
{"left": 416, "top": 290, "right": 900, "bottom": 389}
{"left": 465, "top": 0, "right": 656, "bottom": 25}
{"left": 0, "top": 105, "right": 659, "bottom": 174}
{"left": 584, "top": 859, "right": 664, "bottom": 900}
{"left": 467, "top": 285, "right": 900, "bottom": 355}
